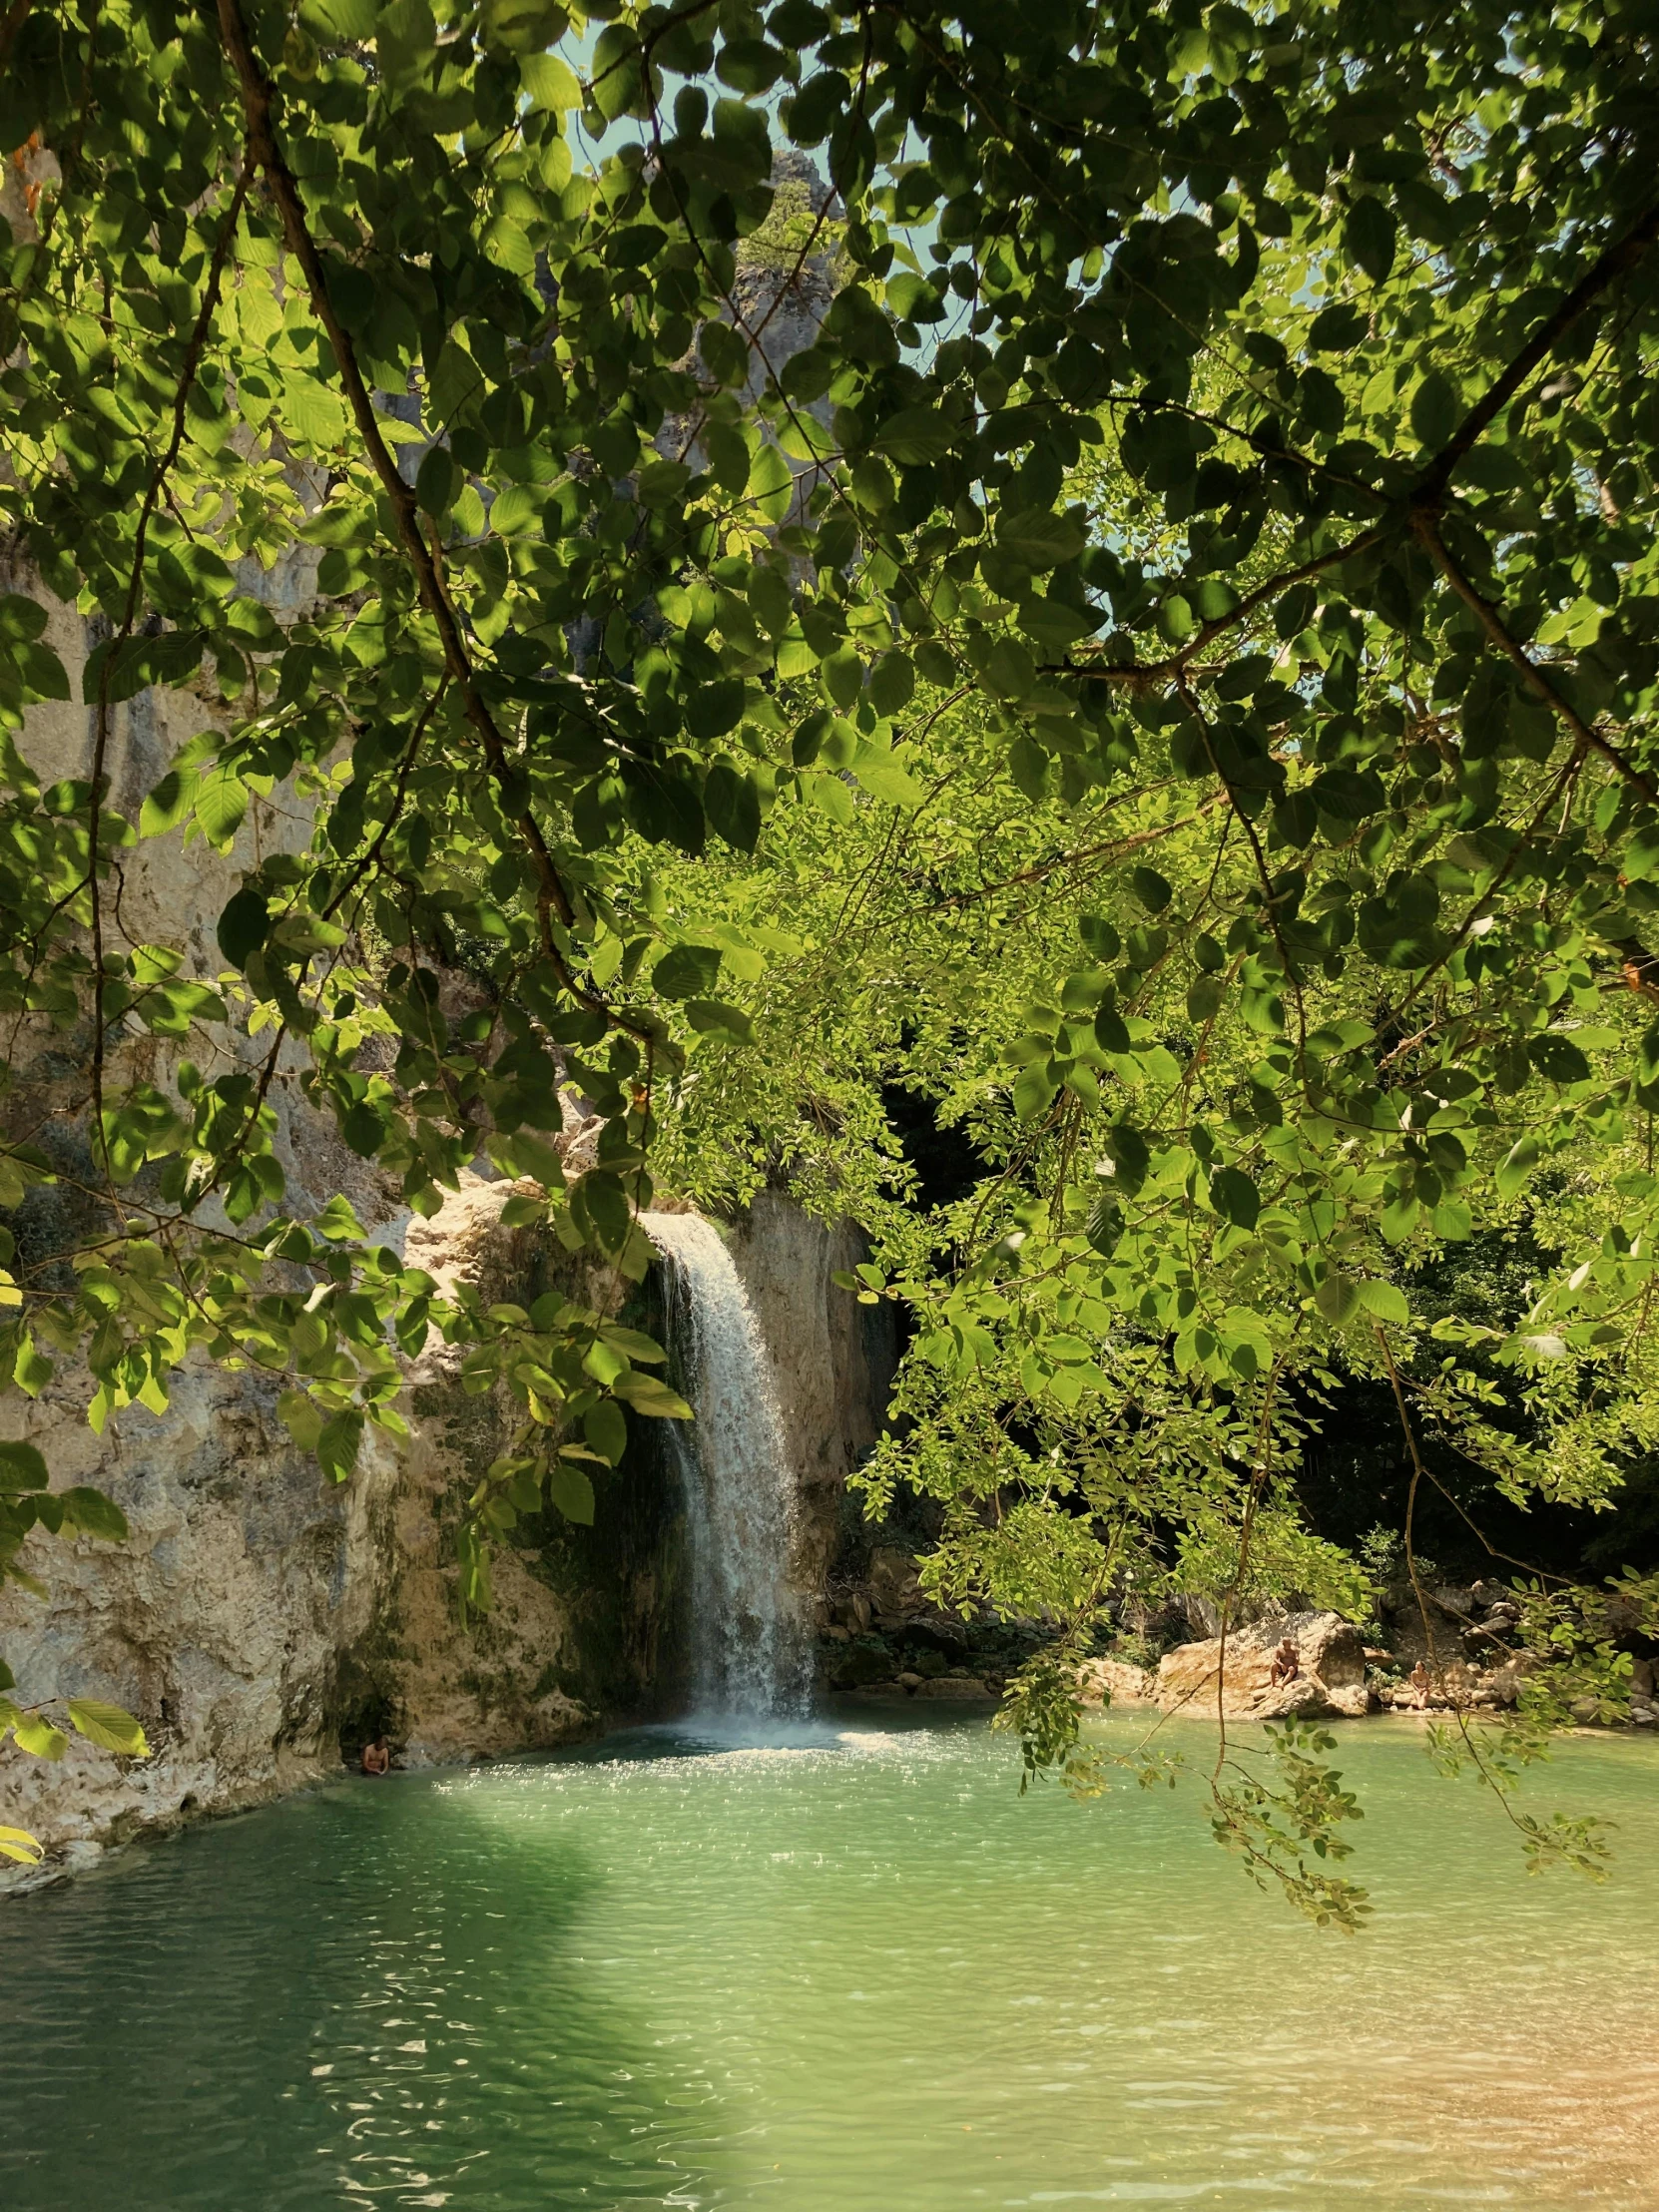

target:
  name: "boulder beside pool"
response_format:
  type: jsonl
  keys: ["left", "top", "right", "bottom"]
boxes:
{"left": 1153, "top": 1611, "right": 1374, "bottom": 1720}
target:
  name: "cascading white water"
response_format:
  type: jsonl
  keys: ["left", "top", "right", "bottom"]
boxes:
{"left": 643, "top": 1213, "right": 814, "bottom": 1718}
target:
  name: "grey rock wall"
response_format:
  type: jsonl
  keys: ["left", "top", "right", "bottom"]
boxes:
{"left": 730, "top": 1189, "right": 897, "bottom": 1604}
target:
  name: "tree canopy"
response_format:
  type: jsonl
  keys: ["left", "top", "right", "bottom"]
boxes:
{"left": 3, "top": 0, "right": 1659, "bottom": 1908}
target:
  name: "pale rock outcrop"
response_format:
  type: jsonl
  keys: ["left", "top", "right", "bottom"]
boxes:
{"left": 1077, "top": 1656, "right": 1158, "bottom": 1708}
{"left": 382, "top": 1175, "right": 677, "bottom": 1764}
{"left": 1375, "top": 1653, "right": 1536, "bottom": 1711}
{"left": 1155, "top": 1611, "right": 1374, "bottom": 1720}
{"left": 0, "top": 1365, "right": 399, "bottom": 1887}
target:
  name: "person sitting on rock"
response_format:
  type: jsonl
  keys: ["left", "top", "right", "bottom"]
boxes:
{"left": 1268, "top": 1636, "right": 1301, "bottom": 1687}
{"left": 361, "top": 1735, "right": 390, "bottom": 1777}
{"left": 1409, "top": 1661, "right": 1433, "bottom": 1709}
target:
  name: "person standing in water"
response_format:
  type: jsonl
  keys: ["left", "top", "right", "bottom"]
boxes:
{"left": 361, "top": 1735, "right": 390, "bottom": 1776}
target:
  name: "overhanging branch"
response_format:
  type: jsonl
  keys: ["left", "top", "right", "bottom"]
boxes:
{"left": 215, "top": 0, "right": 648, "bottom": 1037}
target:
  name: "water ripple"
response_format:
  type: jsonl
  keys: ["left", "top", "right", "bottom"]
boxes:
{"left": 2, "top": 1709, "right": 1656, "bottom": 2211}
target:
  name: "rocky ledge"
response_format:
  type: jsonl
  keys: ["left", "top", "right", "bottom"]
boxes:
{"left": 1079, "top": 1612, "right": 1371, "bottom": 1720}
{"left": 818, "top": 1545, "right": 1659, "bottom": 1733}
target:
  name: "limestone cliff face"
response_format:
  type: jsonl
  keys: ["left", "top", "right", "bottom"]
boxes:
{"left": 1, "top": 1179, "right": 893, "bottom": 1889}
{"left": 0, "top": 1363, "right": 400, "bottom": 1883}
{"left": 0, "top": 547, "right": 408, "bottom": 1890}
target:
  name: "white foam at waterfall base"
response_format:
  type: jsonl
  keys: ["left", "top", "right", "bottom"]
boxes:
{"left": 642, "top": 1214, "right": 814, "bottom": 1718}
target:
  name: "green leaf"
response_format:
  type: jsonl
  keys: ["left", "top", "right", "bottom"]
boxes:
{"left": 583, "top": 1338, "right": 629, "bottom": 1388}
{"left": 140, "top": 765, "right": 201, "bottom": 837}
{"left": 610, "top": 1374, "right": 694, "bottom": 1418}
{"left": 194, "top": 771, "right": 249, "bottom": 852}
{"left": 1209, "top": 1165, "right": 1260, "bottom": 1230}
{"left": 1528, "top": 1032, "right": 1590, "bottom": 1086}
{"left": 300, "top": 0, "right": 378, "bottom": 36}
{"left": 853, "top": 756, "right": 923, "bottom": 809}
{"left": 1129, "top": 865, "right": 1172, "bottom": 913}
{"left": 217, "top": 886, "right": 270, "bottom": 969}
{"left": 576, "top": 1170, "right": 632, "bottom": 1252}
{"left": 1156, "top": 594, "right": 1194, "bottom": 644}
{"left": 872, "top": 408, "right": 954, "bottom": 465}
{"left": 654, "top": 942, "right": 724, "bottom": 999}
{"left": 1187, "top": 974, "right": 1224, "bottom": 1023}
{"left": 685, "top": 998, "right": 755, "bottom": 1045}
{"left": 277, "top": 1389, "right": 325, "bottom": 1450}
{"left": 1495, "top": 1136, "right": 1542, "bottom": 1201}
{"left": 1013, "top": 1063, "right": 1059, "bottom": 1121}
{"left": 0, "top": 594, "right": 48, "bottom": 644}
{"left": 415, "top": 444, "right": 459, "bottom": 518}
{"left": 489, "top": 484, "right": 538, "bottom": 536}
{"left": 597, "top": 1326, "right": 669, "bottom": 1366}
{"left": 0, "top": 1440, "right": 49, "bottom": 1493}
{"left": 1409, "top": 368, "right": 1462, "bottom": 451}
{"left": 997, "top": 508, "right": 1087, "bottom": 571}
{"left": 1100, "top": 1122, "right": 1150, "bottom": 1191}
{"left": 548, "top": 1460, "right": 596, "bottom": 1523}
{"left": 583, "top": 1398, "right": 629, "bottom": 1465}
{"left": 1355, "top": 1280, "right": 1409, "bottom": 1328}
{"left": 1307, "top": 302, "right": 1369, "bottom": 351}
{"left": 1345, "top": 196, "right": 1396, "bottom": 281}
{"left": 67, "top": 1698, "right": 150, "bottom": 1756}
{"left": 316, "top": 1410, "right": 363, "bottom": 1483}
{"left": 480, "top": 0, "right": 567, "bottom": 54}
{"left": 704, "top": 761, "right": 762, "bottom": 852}
{"left": 12, "top": 1715, "right": 68, "bottom": 1760}
{"left": 314, "top": 1196, "right": 367, "bottom": 1242}
{"left": 57, "top": 1486, "right": 129, "bottom": 1542}
{"left": 867, "top": 652, "right": 915, "bottom": 716}
{"left": 518, "top": 48, "right": 582, "bottom": 107}
{"left": 1094, "top": 1002, "right": 1131, "bottom": 1054}
{"left": 717, "top": 35, "right": 785, "bottom": 94}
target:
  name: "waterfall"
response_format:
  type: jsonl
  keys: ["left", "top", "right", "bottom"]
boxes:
{"left": 643, "top": 1213, "right": 813, "bottom": 1718}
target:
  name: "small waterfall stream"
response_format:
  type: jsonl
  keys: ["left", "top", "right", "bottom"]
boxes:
{"left": 643, "top": 1213, "right": 813, "bottom": 1717}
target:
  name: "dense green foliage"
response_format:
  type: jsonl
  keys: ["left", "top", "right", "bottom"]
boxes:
{"left": 4, "top": 0, "right": 1659, "bottom": 1908}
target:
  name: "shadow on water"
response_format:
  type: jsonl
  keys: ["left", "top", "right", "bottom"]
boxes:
{"left": 0, "top": 1768, "right": 737, "bottom": 2212}
{"left": 4, "top": 1713, "right": 1657, "bottom": 2212}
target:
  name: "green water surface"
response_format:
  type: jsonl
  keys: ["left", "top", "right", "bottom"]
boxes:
{"left": 2, "top": 1706, "right": 1656, "bottom": 2211}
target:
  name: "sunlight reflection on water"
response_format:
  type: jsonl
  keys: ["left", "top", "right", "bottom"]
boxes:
{"left": 1, "top": 1708, "right": 1655, "bottom": 2211}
